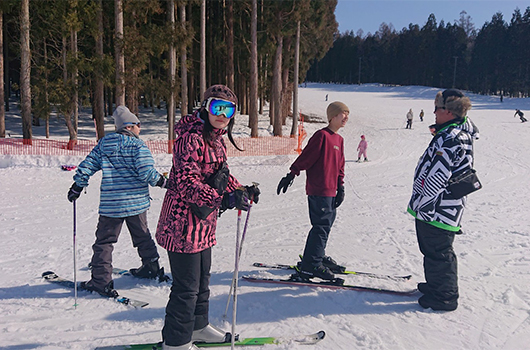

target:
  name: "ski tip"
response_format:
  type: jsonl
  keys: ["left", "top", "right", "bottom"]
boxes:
{"left": 317, "top": 330, "right": 326, "bottom": 340}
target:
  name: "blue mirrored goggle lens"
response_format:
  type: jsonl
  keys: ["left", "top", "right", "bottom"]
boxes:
{"left": 208, "top": 99, "right": 236, "bottom": 119}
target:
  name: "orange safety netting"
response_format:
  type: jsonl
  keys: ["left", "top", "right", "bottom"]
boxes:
{"left": 0, "top": 136, "right": 299, "bottom": 157}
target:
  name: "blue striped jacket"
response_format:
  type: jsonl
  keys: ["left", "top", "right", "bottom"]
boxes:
{"left": 408, "top": 117, "right": 479, "bottom": 231}
{"left": 73, "top": 131, "right": 162, "bottom": 218}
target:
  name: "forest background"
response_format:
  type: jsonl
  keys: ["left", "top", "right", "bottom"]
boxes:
{"left": 0, "top": 0, "right": 529, "bottom": 145}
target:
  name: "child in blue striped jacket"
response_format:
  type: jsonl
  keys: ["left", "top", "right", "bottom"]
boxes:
{"left": 67, "top": 105, "right": 167, "bottom": 297}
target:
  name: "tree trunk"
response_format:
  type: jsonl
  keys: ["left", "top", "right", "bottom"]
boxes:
{"left": 280, "top": 36, "right": 292, "bottom": 125}
{"left": 4, "top": 23, "right": 8, "bottom": 113}
{"left": 179, "top": 3, "right": 188, "bottom": 117}
{"left": 0, "top": 9, "right": 5, "bottom": 138}
{"left": 226, "top": 0, "right": 234, "bottom": 89}
{"left": 200, "top": 0, "right": 206, "bottom": 99}
{"left": 115, "top": 0, "right": 125, "bottom": 107}
{"left": 44, "top": 38, "right": 50, "bottom": 138}
{"left": 93, "top": 0, "right": 105, "bottom": 140}
{"left": 71, "top": 27, "right": 79, "bottom": 136}
{"left": 248, "top": 0, "right": 258, "bottom": 137}
{"left": 126, "top": 7, "right": 138, "bottom": 115}
{"left": 168, "top": 0, "right": 176, "bottom": 143}
{"left": 62, "top": 36, "right": 75, "bottom": 144}
{"left": 272, "top": 35, "right": 283, "bottom": 136}
{"left": 126, "top": 68, "right": 138, "bottom": 114}
{"left": 281, "top": 62, "right": 290, "bottom": 125}
{"left": 20, "top": 0, "right": 32, "bottom": 142}
{"left": 290, "top": 21, "right": 300, "bottom": 137}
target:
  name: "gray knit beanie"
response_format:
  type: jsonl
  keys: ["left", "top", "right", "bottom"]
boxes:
{"left": 113, "top": 105, "right": 140, "bottom": 129}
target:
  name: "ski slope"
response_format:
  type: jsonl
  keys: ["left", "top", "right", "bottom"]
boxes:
{"left": 1, "top": 83, "right": 529, "bottom": 350}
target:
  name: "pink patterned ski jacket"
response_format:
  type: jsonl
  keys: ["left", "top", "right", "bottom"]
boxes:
{"left": 156, "top": 112, "right": 241, "bottom": 253}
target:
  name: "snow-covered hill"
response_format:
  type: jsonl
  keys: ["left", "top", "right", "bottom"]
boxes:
{"left": 1, "top": 83, "right": 529, "bottom": 349}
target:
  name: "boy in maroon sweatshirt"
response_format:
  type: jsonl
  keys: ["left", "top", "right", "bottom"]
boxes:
{"left": 277, "top": 101, "right": 349, "bottom": 281}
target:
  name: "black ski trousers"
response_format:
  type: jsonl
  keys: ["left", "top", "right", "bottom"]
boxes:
{"left": 163, "top": 248, "right": 211, "bottom": 347}
{"left": 90, "top": 212, "right": 159, "bottom": 289}
{"left": 301, "top": 195, "right": 336, "bottom": 270}
{"left": 416, "top": 219, "right": 459, "bottom": 302}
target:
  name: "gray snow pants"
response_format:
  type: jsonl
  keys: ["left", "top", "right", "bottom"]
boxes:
{"left": 89, "top": 212, "right": 159, "bottom": 289}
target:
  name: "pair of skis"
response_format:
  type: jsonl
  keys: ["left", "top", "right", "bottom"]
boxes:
{"left": 42, "top": 271, "right": 149, "bottom": 308}
{"left": 252, "top": 262, "right": 412, "bottom": 281}
{"left": 94, "top": 331, "right": 326, "bottom": 349}
{"left": 246, "top": 262, "right": 417, "bottom": 296}
{"left": 42, "top": 265, "right": 173, "bottom": 308}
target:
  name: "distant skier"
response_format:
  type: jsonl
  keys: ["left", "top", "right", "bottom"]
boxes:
{"left": 514, "top": 109, "right": 527, "bottom": 122}
{"left": 419, "top": 109, "right": 424, "bottom": 122}
{"left": 357, "top": 135, "right": 368, "bottom": 162}
{"left": 325, "top": 94, "right": 328, "bottom": 101}
{"left": 406, "top": 109, "right": 413, "bottom": 129}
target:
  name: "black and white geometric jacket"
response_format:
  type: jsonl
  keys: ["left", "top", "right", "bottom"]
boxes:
{"left": 407, "top": 116, "right": 479, "bottom": 232}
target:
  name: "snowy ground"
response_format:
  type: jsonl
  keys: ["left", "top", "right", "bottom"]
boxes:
{"left": 1, "top": 83, "right": 529, "bottom": 350}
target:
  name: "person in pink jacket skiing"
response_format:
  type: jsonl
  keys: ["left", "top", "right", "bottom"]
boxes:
{"left": 357, "top": 135, "right": 368, "bottom": 162}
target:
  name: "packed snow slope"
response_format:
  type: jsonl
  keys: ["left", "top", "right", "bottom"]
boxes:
{"left": 1, "top": 83, "right": 529, "bottom": 350}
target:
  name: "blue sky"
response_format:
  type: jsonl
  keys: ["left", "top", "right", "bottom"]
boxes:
{"left": 335, "top": 0, "right": 530, "bottom": 36}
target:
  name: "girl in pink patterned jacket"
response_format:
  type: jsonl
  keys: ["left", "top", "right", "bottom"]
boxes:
{"left": 357, "top": 135, "right": 368, "bottom": 162}
{"left": 156, "top": 85, "right": 260, "bottom": 350}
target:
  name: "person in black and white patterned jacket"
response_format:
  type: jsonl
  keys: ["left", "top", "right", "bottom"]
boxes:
{"left": 407, "top": 89, "right": 479, "bottom": 311}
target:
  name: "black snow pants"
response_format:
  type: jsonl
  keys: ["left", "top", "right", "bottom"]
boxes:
{"left": 416, "top": 219, "right": 459, "bottom": 303}
{"left": 162, "top": 248, "right": 212, "bottom": 347}
{"left": 300, "top": 195, "right": 336, "bottom": 270}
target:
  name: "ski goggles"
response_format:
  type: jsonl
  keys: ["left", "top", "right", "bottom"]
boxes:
{"left": 206, "top": 98, "right": 236, "bottom": 119}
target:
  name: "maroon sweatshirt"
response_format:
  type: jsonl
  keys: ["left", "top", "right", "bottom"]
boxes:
{"left": 290, "top": 127, "right": 345, "bottom": 197}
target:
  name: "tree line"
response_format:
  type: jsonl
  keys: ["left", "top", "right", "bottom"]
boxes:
{"left": 307, "top": 8, "right": 530, "bottom": 98}
{"left": 0, "top": 0, "right": 337, "bottom": 142}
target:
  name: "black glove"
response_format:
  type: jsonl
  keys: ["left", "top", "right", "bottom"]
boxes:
{"left": 190, "top": 163, "right": 230, "bottom": 220}
{"left": 245, "top": 184, "right": 261, "bottom": 203}
{"left": 334, "top": 185, "right": 345, "bottom": 208}
{"left": 156, "top": 174, "right": 167, "bottom": 188}
{"left": 277, "top": 173, "right": 295, "bottom": 195}
{"left": 67, "top": 183, "right": 83, "bottom": 202}
{"left": 208, "top": 162, "right": 229, "bottom": 194}
{"left": 221, "top": 188, "right": 250, "bottom": 211}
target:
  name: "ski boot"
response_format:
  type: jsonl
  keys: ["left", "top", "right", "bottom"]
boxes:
{"left": 418, "top": 294, "right": 458, "bottom": 311}
{"left": 297, "top": 264, "right": 335, "bottom": 281}
{"left": 192, "top": 324, "right": 233, "bottom": 344}
{"left": 80, "top": 280, "right": 119, "bottom": 298}
{"left": 322, "top": 256, "right": 346, "bottom": 274}
{"left": 162, "top": 341, "right": 199, "bottom": 350}
{"left": 130, "top": 257, "right": 168, "bottom": 282}
{"left": 417, "top": 282, "right": 432, "bottom": 295}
